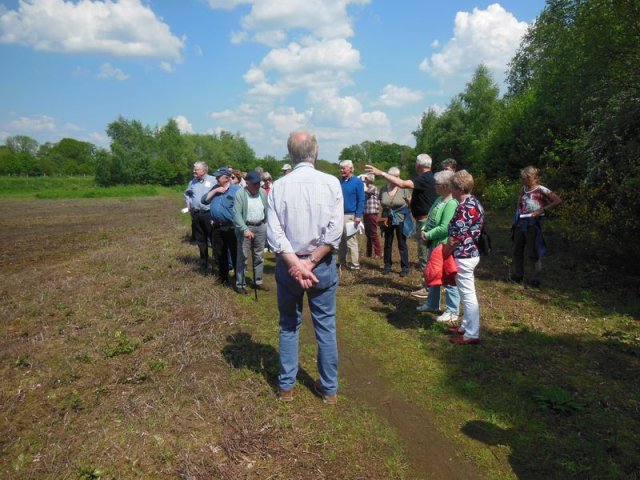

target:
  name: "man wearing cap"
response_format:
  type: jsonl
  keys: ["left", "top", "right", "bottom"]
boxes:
{"left": 202, "top": 167, "right": 241, "bottom": 285}
{"left": 184, "top": 161, "right": 217, "bottom": 272}
{"left": 281, "top": 163, "right": 292, "bottom": 175}
{"left": 267, "top": 131, "right": 343, "bottom": 404}
{"left": 338, "top": 159, "right": 365, "bottom": 270}
{"left": 233, "top": 170, "right": 269, "bottom": 294}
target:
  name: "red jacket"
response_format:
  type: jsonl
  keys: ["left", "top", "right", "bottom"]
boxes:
{"left": 424, "top": 244, "right": 457, "bottom": 286}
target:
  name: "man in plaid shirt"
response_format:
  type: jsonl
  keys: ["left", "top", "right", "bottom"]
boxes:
{"left": 363, "top": 173, "right": 382, "bottom": 258}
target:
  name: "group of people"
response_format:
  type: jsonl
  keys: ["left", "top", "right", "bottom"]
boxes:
{"left": 184, "top": 163, "right": 292, "bottom": 294}
{"left": 185, "top": 130, "right": 561, "bottom": 404}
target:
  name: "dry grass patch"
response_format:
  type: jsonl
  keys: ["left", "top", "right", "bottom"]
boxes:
{"left": 0, "top": 196, "right": 402, "bottom": 479}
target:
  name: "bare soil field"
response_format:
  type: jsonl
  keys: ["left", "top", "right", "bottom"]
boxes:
{"left": 0, "top": 196, "right": 408, "bottom": 479}
{"left": 2, "top": 195, "right": 639, "bottom": 479}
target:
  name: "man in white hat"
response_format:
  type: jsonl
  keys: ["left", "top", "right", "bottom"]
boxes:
{"left": 281, "top": 163, "right": 292, "bottom": 175}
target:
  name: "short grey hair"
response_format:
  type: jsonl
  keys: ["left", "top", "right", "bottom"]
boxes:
{"left": 416, "top": 153, "right": 432, "bottom": 169}
{"left": 339, "top": 159, "right": 353, "bottom": 169}
{"left": 287, "top": 131, "right": 318, "bottom": 165}
{"left": 365, "top": 173, "right": 375, "bottom": 182}
{"left": 387, "top": 166, "right": 400, "bottom": 176}
{"left": 434, "top": 169, "right": 454, "bottom": 186}
{"left": 441, "top": 158, "right": 457, "bottom": 171}
{"left": 193, "top": 161, "right": 208, "bottom": 172}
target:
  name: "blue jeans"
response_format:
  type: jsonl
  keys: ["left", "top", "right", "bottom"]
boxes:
{"left": 425, "top": 284, "right": 460, "bottom": 313}
{"left": 276, "top": 255, "right": 339, "bottom": 395}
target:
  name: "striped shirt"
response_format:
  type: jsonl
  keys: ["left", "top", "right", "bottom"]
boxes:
{"left": 267, "top": 162, "right": 344, "bottom": 255}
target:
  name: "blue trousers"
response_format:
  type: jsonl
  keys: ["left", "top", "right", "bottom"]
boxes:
{"left": 276, "top": 255, "right": 339, "bottom": 395}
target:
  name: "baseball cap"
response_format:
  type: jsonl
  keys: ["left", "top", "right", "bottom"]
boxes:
{"left": 213, "top": 167, "right": 232, "bottom": 178}
{"left": 245, "top": 170, "right": 261, "bottom": 184}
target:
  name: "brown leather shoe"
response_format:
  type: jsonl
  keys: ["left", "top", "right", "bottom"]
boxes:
{"left": 255, "top": 284, "right": 270, "bottom": 292}
{"left": 278, "top": 389, "right": 294, "bottom": 402}
{"left": 234, "top": 286, "right": 248, "bottom": 295}
{"left": 314, "top": 380, "right": 337, "bottom": 405}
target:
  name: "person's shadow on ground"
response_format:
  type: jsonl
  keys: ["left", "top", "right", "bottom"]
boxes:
{"left": 221, "top": 331, "right": 315, "bottom": 393}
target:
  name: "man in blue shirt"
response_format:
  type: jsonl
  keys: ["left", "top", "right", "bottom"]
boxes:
{"left": 202, "top": 167, "right": 241, "bottom": 285}
{"left": 338, "top": 160, "right": 364, "bottom": 270}
{"left": 184, "top": 161, "right": 217, "bottom": 272}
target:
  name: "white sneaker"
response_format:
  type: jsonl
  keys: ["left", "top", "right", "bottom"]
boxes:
{"left": 416, "top": 304, "right": 438, "bottom": 313}
{"left": 410, "top": 287, "right": 428, "bottom": 299}
{"left": 436, "top": 311, "right": 458, "bottom": 323}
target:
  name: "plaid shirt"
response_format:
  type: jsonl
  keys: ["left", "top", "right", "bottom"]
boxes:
{"left": 364, "top": 184, "right": 380, "bottom": 215}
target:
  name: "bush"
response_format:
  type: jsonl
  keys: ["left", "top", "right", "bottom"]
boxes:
{"left": 480, "top": 178, "right": 520, "bottom": 210}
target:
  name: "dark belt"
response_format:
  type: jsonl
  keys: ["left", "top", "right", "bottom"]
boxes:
{"left": 213, "top": 222, "right": 233, "bottom": 228}
{"left": 246, "top": 220, "right": 265, "bottom": 226}
{"left": 192, "top": 209, "right": 210, "bottom": 214}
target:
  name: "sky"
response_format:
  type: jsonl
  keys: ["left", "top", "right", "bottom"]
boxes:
{"left": 0, "top": 0, "right": 546, "bottom": 162}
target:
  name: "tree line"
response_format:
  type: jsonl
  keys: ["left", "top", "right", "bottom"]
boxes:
{"left": 388, "top": 0, "right": 637, "bottom": 264}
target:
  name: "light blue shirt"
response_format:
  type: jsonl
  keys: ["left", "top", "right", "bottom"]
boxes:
{"left": 267, "top": 162, "right": 343, "bottom": 255}
{"left": 184, "top": 174, "right": 216, "bottom": 211}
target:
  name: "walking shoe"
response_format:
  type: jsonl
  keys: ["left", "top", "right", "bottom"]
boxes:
{"left": 254, "top": 284, "right": 270, "bottom": 291}
{"left": 410, "top": 287, "right": 428, "bottom": 299}
{"left": 399, "top": 268, "right": 410, "bottom": 277}
{"left": 348, "top": 264, "right": 361, "bottom": 271}
{"left": 450, "top": 336, "right": 481, "bottom": 345}
{"left": 234, "top": 286, "right": 248, "bottom": 295}
{"left": 383, "top": 265, "right": 391, "bottom": 274}
{"left": 416, "top": 304, "right": 438, "bottom": 313}
{"left": 436, "top": 311, "right": 459, "bottom": 323}
{"left": 446, "top": 327, "right": 465, "bottom": 335}
{"left": 278, "top": 389, "right": 294, "bottom": 402}
{"left": 314, "top": 380, "right": 337, "bottom": 405}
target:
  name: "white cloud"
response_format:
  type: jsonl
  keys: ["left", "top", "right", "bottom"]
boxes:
{"left": 159, "top": 61, "right": 175, "bottom": 73}
{"left": 0, "top": 0, "right": 185, "bottom": 60}
{"left": 431, "top": 39, "right": 440, "bottom": 48}
{"left": 419, "top": 3, "right": 529, "bottom": 85}
{"left": 6, "top": 114, "right": 56, "bottom": 133}
{"left": 261, "top": 38, "right": 360, "bottom": 75}
{"left": 208, "top": 0, "right": 370, "bottom": 45}
{"left": 254, "top": 29, "right": 286, "bottom": 47}
{"left": 205, "top": 0, "right": 391, "bottom": 160}
{"left": 378, "top": 85, "right": 424, "bottom": 108}
{"left": 244, "top": 39, "right": 361, "bottom": 98}
{"left": 97, "top": 62, "right": 129, "bottom": 80}
{"left": 173, "top": 115, "right": 194, "bottom": 134}
{"left": 230, "top": 30, "right": 248, "bottom": 44}
{"left": 0, "top": 114, "right": 109, "bottom": 146}
{"left": 89, "top": 131, "right": 109, "bottom": 146}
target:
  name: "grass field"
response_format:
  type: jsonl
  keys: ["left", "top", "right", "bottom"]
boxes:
{"left": 1, "top": 180, "right": 639, "bottom": 479}
{"left": 0, "top": 176, "right": 175, "bottom": 199}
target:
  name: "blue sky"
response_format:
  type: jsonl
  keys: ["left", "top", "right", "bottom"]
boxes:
{"left": 0, "top": 0, "right": 545, "bottom": 161}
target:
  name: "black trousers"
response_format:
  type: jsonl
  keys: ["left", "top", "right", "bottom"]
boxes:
{"left": 382, "top": 224, "right": 409, "bottom": 270}
{"left": 511, "top": 222, "right": 539, "bottom": 280}
{"left": 212, "top": 224, "right": 237, "bottom": 283}
{"left": 192, "top": 210, "right": 213, "bottom": 260}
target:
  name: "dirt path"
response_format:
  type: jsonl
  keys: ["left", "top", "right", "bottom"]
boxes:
{"left": 300, "top": 308, "right": 484, "bottom": 480}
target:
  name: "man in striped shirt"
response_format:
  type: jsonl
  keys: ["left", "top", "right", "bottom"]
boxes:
{"left": 267, "top": 131, "right": 344, "bottom": 405}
